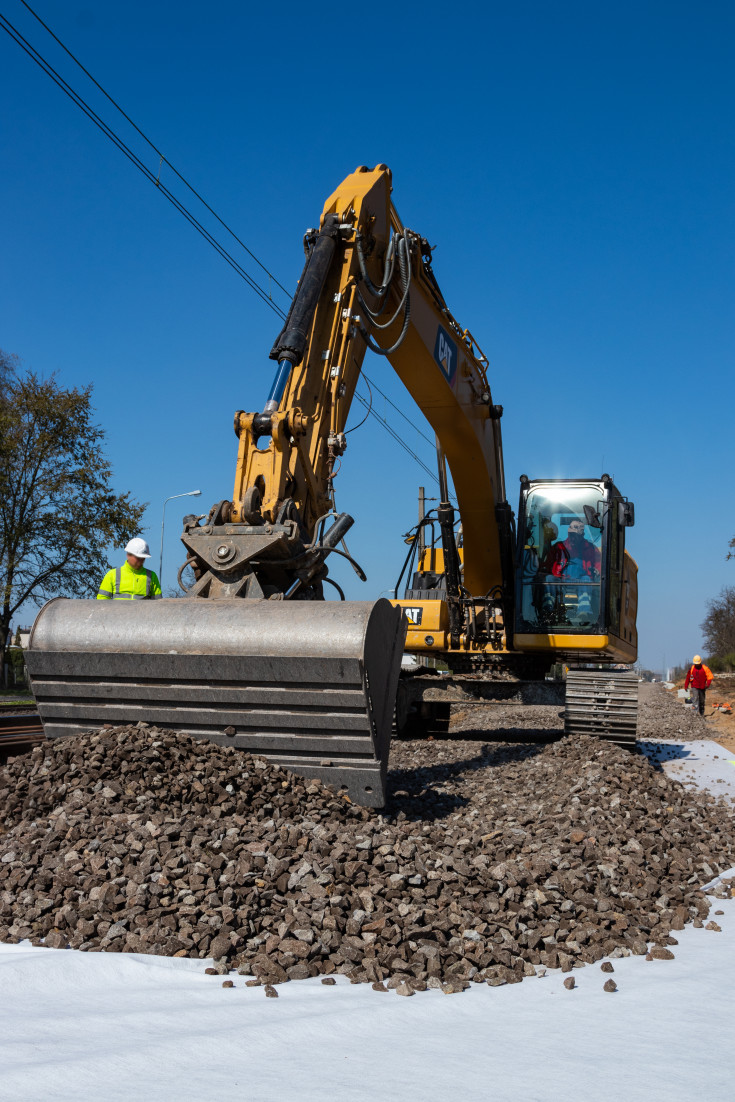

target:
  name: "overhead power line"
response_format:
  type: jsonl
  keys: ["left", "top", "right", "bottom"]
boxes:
{"left": 353, "top": 392, "right": 442, "bottom": 487}
{"left": 2, "top": 6, "right": 448, "bottom": 486}
{"left": 0, "top": 10, "right": 288, "bottom": 319}
{"left": 18, "top": 0, "right": 291, "bottom": 303}
{"left": 361, "top": 370, "right": 436, "bottom": 450}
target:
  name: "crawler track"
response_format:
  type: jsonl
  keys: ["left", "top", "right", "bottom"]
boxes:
{"left": 564, "top": 668, "right": 639, "bottom": 746}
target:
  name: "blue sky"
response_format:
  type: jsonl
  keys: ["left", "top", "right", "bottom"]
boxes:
{"left": 1, "top": 0, "right": 733, "bottom": 671}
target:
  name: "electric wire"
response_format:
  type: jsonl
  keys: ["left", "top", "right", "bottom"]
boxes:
{"left": 353, "top": 393, "right": 458, "bottom": 502}
{"left": 352, "top": 392, "right": 441, "bottom": 486}
{"left": 0, "top": 12, "right": 288, "bottom": 319}
{"left": 361, "top": 370, "right": 436, "bottom": 449}
{"left": 344, "top": 376, "right": 373, "bottom": 435}
{"left": 3, "top": 9, "right": 453, "bottom": 489}
{"left": 18, "top": 0, "right": 291, "bottom": 302}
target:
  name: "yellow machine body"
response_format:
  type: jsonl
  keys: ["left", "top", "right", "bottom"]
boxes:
{"left": 27, "top": 164, "right": 641, "bottom": 808}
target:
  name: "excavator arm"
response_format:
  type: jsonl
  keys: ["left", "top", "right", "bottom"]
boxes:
{"left": 26, "top": 170, "right": 416, "bottom": 806}
{"left": 199, "top": 164, "right": 513, "bottom": 626}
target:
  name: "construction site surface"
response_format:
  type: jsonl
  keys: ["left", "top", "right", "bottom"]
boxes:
{"left": 1, "top": 682, "right": 734, "bottom": 1100}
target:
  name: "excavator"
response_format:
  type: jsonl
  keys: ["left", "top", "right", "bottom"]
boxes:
{"left": 26, "top": 165, "right": 639, "bottom": 807}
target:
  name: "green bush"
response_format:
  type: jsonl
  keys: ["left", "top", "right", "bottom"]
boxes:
{"left": 6, "top": 646, "right": 27, "bottom": 688}
{"left": 706, "top": 653, "right": 735, "bottom": 673}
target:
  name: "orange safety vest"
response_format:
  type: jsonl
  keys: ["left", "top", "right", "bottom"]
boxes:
{"left": 685, "top": 664, "right": 713, "bottom": 690}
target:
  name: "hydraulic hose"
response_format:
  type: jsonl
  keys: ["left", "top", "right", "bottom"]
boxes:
{"left": 262, "top": 213, "right": 342, "bottom": 415}
{"left": 355, "top": 232, "right": 396, "bottom": 299}
{"left": 359, "top": 234, "right": 412, "bottom": 356}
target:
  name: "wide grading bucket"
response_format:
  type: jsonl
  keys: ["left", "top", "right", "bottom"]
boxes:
{"left": 26, "top": 597, "right": 407, "bottom": 807}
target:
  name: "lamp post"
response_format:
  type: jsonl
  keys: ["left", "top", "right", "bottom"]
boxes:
{"left": 160, "top": 490, "right": 202, "bottom": 588}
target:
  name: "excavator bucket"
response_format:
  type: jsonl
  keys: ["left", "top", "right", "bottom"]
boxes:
{"left": 26, "top": 597, "right": 407, "bottom": 807}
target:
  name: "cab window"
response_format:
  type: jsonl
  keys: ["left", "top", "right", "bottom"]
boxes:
{"left": 517, "top": 486, "right": 605, "bottom": 634}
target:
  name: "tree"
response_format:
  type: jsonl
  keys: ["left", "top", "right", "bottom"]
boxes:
{"left": 0, "top": 348, "right": 18, "bottom": 387}
{"left": 700, "top": 586, "right": 735, "bottom": 665}
{"left": 0, "top": 353, "right": 147, "bottom": 658}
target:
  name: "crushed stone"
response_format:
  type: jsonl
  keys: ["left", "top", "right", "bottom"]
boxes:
{"left": 1, "top": 715, "right": 734, "bottom": 991}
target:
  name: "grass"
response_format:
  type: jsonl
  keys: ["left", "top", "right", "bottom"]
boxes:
{"left": 0, "top": 689, "right": 35, "bottom": 706}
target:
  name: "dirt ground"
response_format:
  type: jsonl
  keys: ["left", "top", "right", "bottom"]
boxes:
{"left": 695, "top": 673, "right": 735, "bottom": 754}
{"left": 658, "top": 672, "right": 735, "bottom": 754}
{"left": 441, "top": 680, "right": 735, "bottom": 754}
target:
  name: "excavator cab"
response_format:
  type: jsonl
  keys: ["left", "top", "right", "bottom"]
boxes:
{"left": 513, "top": 476, "right": 637, "bottom": 664}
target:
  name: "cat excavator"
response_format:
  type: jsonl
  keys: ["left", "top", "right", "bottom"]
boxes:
{"left": 26, "top": 165, "right": 639, "bottom": 807}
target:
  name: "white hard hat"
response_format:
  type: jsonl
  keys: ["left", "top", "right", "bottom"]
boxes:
{"left": 125, "top": 537, "right": 151, "bottom": 559}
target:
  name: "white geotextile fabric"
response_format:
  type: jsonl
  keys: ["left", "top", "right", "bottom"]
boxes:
{"left": 1, "top": 742, "right": 734, "bottom": 1102}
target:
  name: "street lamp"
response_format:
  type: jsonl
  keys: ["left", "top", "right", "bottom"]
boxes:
{"left": 160, "top": 490, "right": 202, "bottom": 587}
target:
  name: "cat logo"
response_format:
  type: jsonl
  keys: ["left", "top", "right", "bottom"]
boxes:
{"left": 404, "top": 606, "right": 423, "bottom": 626}
{"left": 433, "top": 324, "right": 457, "bottom": 385}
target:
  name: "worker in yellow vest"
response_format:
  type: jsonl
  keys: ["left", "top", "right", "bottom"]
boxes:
{"left": 96, "top": 538, "right": 162, "bottom": 600}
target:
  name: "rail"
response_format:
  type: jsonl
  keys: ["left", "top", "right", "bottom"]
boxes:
{"left": 0, "top": 710, "right": 46, "bottom": 761}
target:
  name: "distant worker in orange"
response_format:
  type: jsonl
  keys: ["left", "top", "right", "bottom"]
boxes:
{"left": 684, "top": 655, "right": 713, "bottom": 716}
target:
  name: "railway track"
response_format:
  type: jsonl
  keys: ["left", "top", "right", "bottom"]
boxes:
{"left": 0, "top": 709, "right": 46, "bottom": 761}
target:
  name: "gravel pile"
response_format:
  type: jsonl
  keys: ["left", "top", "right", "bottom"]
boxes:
{"left": 450, "top": 702, "right": 564, "bottom": 738}
{"left": 2, "top": 722, "right": 734, "bottom": 991}
{"left": 450, "top": 683, "right": 714, "bottom": 743}
{"left": 637, "top": 684, "right": 712, "bottom": 741}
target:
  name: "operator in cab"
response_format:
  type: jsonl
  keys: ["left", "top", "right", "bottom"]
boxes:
{"left": 96, "top": 537, "right": 162, "bottom": 601}
{"left": 541, "top": 517, "right": 601, "bottom": 623}
{"left": 542, "top": 518, "right": 601, "bottom": 580}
